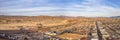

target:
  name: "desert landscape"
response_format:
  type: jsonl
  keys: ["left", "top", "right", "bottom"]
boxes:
{"left": 0, "top": 0, "right": 120, "bottom": 40}
{"left": 0, "top": 15, "right": 120, "bottom": 40}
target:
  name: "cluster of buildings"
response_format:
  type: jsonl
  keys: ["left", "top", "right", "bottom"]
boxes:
{"left": 0, "top": 22, "right": 120, "bottom": 40}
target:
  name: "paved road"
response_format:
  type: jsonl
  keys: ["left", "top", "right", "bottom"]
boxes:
{"left": 96, "top": 22, "right": 103, "bottom": 40}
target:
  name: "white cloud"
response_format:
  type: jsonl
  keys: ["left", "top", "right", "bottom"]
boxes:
{"left": 0, "top": 7, "right": 60, "bottom": 12}
{"left": 0, "top": 0, "right": 120, "bottom": 17}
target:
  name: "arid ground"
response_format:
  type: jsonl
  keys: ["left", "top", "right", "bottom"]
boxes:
{"left": 0, "top": 16, "right": 120, "bottom": 40}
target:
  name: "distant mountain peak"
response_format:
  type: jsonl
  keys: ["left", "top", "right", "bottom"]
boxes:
{"left": 110, "top": 16, "right": 120, "bottom": 18}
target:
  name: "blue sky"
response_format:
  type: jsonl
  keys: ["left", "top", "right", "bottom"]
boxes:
{"left": 0, "top": 0, "right": 120, "bottom": 17}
